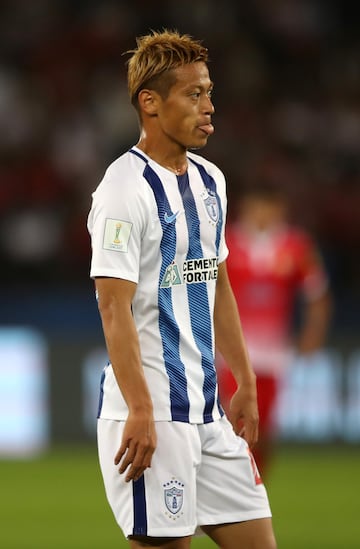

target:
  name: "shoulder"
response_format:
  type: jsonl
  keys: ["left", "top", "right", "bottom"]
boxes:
{"left": 92, "top": 149, "right": 149, "bottom": 201}
{"left": 89, "top": 150, "right": 156, "bottom": 226}
{"left": 103, "top": 150, "right": 147, "bottom": 186}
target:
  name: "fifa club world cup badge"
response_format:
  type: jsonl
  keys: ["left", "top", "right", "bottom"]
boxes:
{"left": 163, "top": 478, "right": 184, "bottom": 519}
{"left": 103, "top": 218, "right": 132, "bottom": 253}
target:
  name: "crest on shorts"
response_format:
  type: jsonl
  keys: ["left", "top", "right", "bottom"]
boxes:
{"left": 163, "top": 478, "right": 184, "bottom": 515}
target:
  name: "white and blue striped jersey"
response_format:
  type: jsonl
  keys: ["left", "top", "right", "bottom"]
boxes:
{"left": 87, "top": 146, "right": 228, "bottom": 424}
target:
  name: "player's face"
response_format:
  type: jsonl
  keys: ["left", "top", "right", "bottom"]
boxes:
{"left": 156, "top": 62, "right": 215, "bottom": 150}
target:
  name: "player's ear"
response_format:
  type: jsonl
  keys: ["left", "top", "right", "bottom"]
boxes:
{"left": 138, "top": 89, "right": 160, "bottom": 116}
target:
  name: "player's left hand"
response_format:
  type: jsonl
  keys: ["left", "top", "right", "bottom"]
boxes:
{"left": 228, "top": 381, "right": 259, "bottom": 448}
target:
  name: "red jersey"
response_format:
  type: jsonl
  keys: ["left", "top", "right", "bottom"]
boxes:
{"left": 225, "top": 222, "right": 328, "bottom": 374}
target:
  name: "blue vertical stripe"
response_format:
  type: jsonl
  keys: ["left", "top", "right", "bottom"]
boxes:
{"left": 189, "top": 158, "right": 223, "bottom": 256}
{"left": 190, "top": 158, "right": 224, "bottom": 420}
{"left": 129, "top": 149, "right": 190, "bottom": 422}
{"left": 189, "top": 160, "right": 225, "bottom": 419}
{"left": 97, "top": 367, "right": 106, "bottom": 418}
{"left": 178, "top": 173, "right": 216, "bottom": 422}
{"left": 132, "top": 476, "right": 147, "bottom": 535}
{"left": 185, "top": 160, "right": 225, "bottom": 420}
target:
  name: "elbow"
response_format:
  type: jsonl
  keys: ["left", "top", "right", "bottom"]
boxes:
{"left": 97, "top": 291, "right": 119, "bottom": 327}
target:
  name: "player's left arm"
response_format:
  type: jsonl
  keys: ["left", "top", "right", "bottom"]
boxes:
{"left": 214, "top": 261, "right": 258, "bottom": 447}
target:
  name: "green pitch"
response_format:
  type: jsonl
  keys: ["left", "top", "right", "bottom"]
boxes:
{"left": 0, "top": 444, "right": 358, "bottom": 548}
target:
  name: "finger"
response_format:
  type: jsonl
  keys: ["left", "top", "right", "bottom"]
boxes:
{"left": 138, "top": 446, "right": 154, "bottom": 470}
{"left": 245, "top": 422, "right": 258, "bottom": 448}
{"left": 232, "top": 417, "right": 244, "bottom": 436}
{"left": 229, "top": 411, "right": 240, "bottom": 433}
{"left": 118, "top": 446, "right": 136, "bottom": 474}
{"left": 123, "top": 454, "right": 146, "bottom": 482}
{"left": 125, "top": 464, "right": 146, "bottom": 483}
{"left": 124, "top": 444, "right": 155, "bottom": 482}
{"left": 119, "top": 442, "right": 146, "bottom": 476}
{"left": 114, "top": 439, "right": 129, "bottom": 465}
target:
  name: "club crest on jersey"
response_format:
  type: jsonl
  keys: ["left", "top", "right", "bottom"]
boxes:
{"left": 201, "top": 189, "right": 219, "bottom": 224}
{"left": 163, "top": 478, "right": 184, "bottom": 516}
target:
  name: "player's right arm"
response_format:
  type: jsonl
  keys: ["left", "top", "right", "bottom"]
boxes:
{"left": 95, "top": 276, "right": 156, "bottom": 483}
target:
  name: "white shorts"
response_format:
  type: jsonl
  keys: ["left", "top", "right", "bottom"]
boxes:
{"left": 97, "top": 416, "right": 272, "bottom": 538}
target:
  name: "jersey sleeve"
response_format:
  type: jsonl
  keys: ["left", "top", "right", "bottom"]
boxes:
{"left": 215, "top": 165, "right": 229, "bottom": 264}
{"left": 219, "top": 227, "right": 229, "bottom": 264}
{"left": 87, "top": 168, "right": 145, "bottom": 283}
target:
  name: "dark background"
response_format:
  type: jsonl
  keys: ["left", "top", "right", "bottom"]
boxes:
{"left": 0, "top": 0, "right": 359, "bottom": 442}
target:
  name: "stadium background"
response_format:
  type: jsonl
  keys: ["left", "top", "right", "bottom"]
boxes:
{"left": 0, "top": 1, "right": 359, "bottom": 547}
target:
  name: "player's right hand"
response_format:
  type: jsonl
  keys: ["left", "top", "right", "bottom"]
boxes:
{"left": 114, "top": 412, "right": 157, "bottom": 482}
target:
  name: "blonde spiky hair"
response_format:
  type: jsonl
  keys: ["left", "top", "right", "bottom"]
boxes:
{"left": 126, "top": 29, "right": 209, "bottom": 109}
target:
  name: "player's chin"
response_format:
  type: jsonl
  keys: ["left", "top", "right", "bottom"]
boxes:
{"left": 187, "top": 136, "right": 210, "bottom": 150}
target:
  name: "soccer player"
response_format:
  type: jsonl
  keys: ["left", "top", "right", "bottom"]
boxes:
{"left": 87, "top": 30, "right": 277, "bottom": 549}
{"left": 217, "top": 183, "right": 331, "bottom": 476}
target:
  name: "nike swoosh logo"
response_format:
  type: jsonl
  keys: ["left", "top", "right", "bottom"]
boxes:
{"left": 164, "top": 211, "right": 179, "bottom": 224}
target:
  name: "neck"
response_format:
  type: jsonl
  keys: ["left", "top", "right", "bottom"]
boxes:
{"left": 136, "top": 134, "right": 188, "bottom": 176}
{"left": 164, "top": 163, "right": 188, "bottom": 176}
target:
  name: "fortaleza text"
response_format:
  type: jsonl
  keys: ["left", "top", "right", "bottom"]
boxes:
{"left": 161, "top": 257, "right": 218, "bottom": 288}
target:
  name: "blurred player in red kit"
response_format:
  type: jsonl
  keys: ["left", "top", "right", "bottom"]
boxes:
{"left": 217, "top": 183, "right": 331, "bottom": 477}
